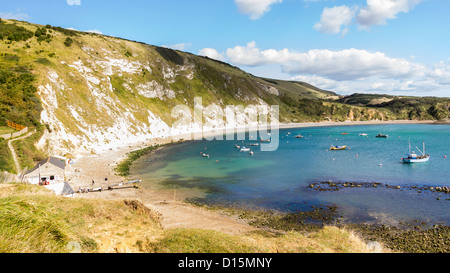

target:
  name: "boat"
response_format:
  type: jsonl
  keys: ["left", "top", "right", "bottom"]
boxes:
{"left": 240, "top": 147, "right": 250, "bottom": 152}
{"left": 295, "top": 134, "right": 304, "bottom": 138}
{"left": 359, "top": 133, "right": 368, "bottom": 136}
{"left": 249, "top": 151, "right": 254, "bottom": 156}
{"left": 341, "top": 132, "right": 348, "bottom": 135}
{"left": 202, "top": 153, "right": 210, "bottom": 158}
{"left": 402, "top": 140, "right": 430, "bottom": 163}
{"left": 249, "top": 143, "right": 260, "bottom": 146}
{"left": 376, "top": 133, "right": 388, "bottom": 138}
{"left": 330, "top": 145, "right": 347, "bottom": 151}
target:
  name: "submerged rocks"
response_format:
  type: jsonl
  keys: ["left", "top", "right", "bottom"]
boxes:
{"left": 435, "top": 186, "right": 450, "bottom": 194}
{"left": 308, "top": 181, "right": 385, "bottom": 192}
{"left": 308, "top": 181, "right": 450, "bottom": 197}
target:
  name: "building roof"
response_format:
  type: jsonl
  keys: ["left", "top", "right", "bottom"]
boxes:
{"left": 25, "top": 156, "right": 66, "bottom": 175}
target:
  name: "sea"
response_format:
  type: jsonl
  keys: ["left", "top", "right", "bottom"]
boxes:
{"left": 131, "top": 124, "right": 450, "bottom": 225}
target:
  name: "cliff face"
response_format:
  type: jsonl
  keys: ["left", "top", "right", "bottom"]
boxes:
{"left": 3, "top": 19, "right": 412, "bottom": 162}
{"left": 0, "top": 20, "right": 340, "bottom": 158}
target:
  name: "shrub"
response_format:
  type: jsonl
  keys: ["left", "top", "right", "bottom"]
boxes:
{"left": 64, "top": 37, "right": 73, "bottom": 47}
{"left": 0, "top": 21, "right": 33, "bottom": 42}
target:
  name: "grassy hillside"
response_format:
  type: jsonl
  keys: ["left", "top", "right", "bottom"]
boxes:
{"left": 0, "top": 18, "right": 449, "bottom": 173}
{"left": 338, "top": 93, "right": 450, "bottom": 121}
{"left": 0, "top": 184, "right": 379, "bottom": 253}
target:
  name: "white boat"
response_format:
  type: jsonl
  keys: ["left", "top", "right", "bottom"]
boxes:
{"left": 249, "top": 151, "right": 254, "bottom": 156}
{"left": 240, "top": 147, "right": 250, "bottom": 152}
{"left": 359, "top": 133, "right": 368, "bottom": 136}
{"left": 402, "top": 139, "right": 430, "bottom": 163}
{"left": 249, "top": 143, "right": 260, "bottom": 146}
{"left": 202, "top": 153, "right": 210, "bottom": 158}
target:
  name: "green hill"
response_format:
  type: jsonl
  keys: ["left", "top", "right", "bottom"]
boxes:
{"left": 0, "top": 18, "right": 449, "bottom": 173}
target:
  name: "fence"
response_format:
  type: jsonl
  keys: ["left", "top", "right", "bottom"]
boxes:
{"left": 0, "top": 127, "right": 28, "bottom": 140}
{"left": 6, "top": 120, "right": 27, "bottom": 131}
{"left": 0, "top": 120, "right": 28, "bottom": 140}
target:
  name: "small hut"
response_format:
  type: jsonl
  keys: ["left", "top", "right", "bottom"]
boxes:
{"left": 24, "top": 156, "right": 66, "bottom": 185}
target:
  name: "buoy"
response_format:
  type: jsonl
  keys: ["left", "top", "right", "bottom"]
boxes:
{"left": 445, "top": 156, "right": 447, "bottom": 158}
{"left": 356, "top": 155, "right": 359, "bottom": 158}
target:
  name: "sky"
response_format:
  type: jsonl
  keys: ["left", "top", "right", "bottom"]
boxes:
{"left": 1, "top": 0, "right": 450, "bottom": 97}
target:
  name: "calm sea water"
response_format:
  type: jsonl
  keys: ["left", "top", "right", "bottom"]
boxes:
{"left": 131, "top": 124, "right": 450, "bottom": 225}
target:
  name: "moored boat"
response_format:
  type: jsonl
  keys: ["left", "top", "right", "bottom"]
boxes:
{"left": 330, "top": 145, "right": 347, "bottom": 151}
{"left": 376, "top": 133, "right": 388, "bottom": 138}
{"left": 402, "top": 140, "right": 430, "bottom": 163}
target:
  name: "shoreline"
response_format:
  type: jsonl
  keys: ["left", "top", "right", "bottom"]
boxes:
{"left": 69, "top": 119, "right": 444, "bottom": 236}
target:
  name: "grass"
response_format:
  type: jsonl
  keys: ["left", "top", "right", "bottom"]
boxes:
{"left": 0, "top": 184, "right": 162, "bottom": 253}
{"left": 114, "top": 144, "right": 162, "bottom": 177}
{"left": 0, "top": 126, "right": 15, "bottom": 135}
{"left": 0, "top": 183, "right": 382, "bottom": 253}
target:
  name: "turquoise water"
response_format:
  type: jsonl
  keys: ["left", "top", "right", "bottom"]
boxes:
{"left": 132, "top": 124, "right": 450, "bottom": 225}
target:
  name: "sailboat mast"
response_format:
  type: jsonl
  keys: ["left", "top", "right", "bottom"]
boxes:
{"left": 423, "top": 141, "right": 425, "bottom": 155}
{"left": 409, "top": 138, "right": 411, "bottom": 154}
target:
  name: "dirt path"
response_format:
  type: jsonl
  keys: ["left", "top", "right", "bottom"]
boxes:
{"left": 80, "top": 187, "right": 256, "bottom": 235}
{"left": 68, "top": 139, "right": 257, "bottom": 236}
{"left": 7, "top": 130, "right": 36, "bottom": 174}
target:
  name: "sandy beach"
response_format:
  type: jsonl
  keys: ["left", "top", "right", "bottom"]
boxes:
{"left": 69, "top": 119, "right": 438, "bottom": 235}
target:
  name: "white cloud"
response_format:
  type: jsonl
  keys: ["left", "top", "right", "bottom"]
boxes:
{"left": 357, "top": 0, "right": 422, "bottom": 28}
{"left": 226, "top": 41, "right": 424, "bottom": 81}
{"left": 162, "top": 43, "right": 191, "bottom": 51}
{"left": 313, "top": 5, "right": 356, "bottom": 35}
{"left": 86, "top": 29, "right": 103, "bottom": 35}
{"left": 314, "top": 0, "right": 422, "bottom": 35}
{"left": 218, "top": 41, "right": 450, "bottom": 96}
{"left": 0, "top": 11, "right": 29, "bottom": 20}
{"left": 67, "top": 0, "right": 81, "bottom": 5}
{"left": 292, "top": 74, "right": 344, "bottom": 91}
{"left": 67, "top": 27, "right": 103, "bottom": 35}
{"left": 428, "top": 60, "right": 450, "bottom": 85}
{"left": 199, "top": 48, "right": 225, "bottom": 61}
{"left": 235, "top": 0, "right": 282, "bottom": 20}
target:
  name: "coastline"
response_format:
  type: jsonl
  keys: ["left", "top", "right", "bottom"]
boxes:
{"left": 69, "top": 119, "right": 442, "bottom": 236}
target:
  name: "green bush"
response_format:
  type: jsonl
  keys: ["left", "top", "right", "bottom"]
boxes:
{"left": 114, "top": 145, "right": 161, "bottom": 177}
{"left": 64, "top": 37, "right": 73, "bottom": 47}
{"left": 0, "top": 21, "right": 33, "bottom": 42}
{"left": 34, "top": 27, "right": 52, "bottom": 43}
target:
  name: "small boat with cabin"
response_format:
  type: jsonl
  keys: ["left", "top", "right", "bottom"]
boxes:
{"left": 402, "top": 140, "right": 430, "bottom": 163}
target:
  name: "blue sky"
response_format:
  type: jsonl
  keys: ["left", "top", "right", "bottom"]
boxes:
{"left": 1, "top": 0, "right": 450, "bottom": 97}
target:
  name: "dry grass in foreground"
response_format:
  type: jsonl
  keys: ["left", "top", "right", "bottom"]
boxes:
{"left": 0, "top": 184, "right": 387, "bottom": 253}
